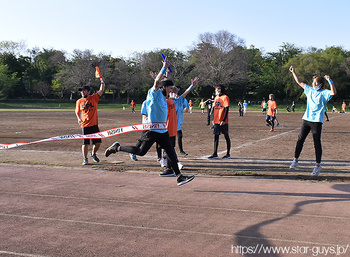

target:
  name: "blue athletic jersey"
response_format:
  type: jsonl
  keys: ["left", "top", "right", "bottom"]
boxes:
{"left": 141, "top": 100, "right": 148, "bottom": 116}
{"left": 146, "top": 87, "right": 168, "bottom": 133}
{"left": 302, "top": 84, "right": 332, "bottom": 123}
{"left": 173, "top": 96, "right": 188, "bottom": 131}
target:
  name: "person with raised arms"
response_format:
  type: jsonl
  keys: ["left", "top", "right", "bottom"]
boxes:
{"left": 104, "top": 57, "right": 196, "bottom": 186}
{"left": 289, "top": 66, "right": 336, "bottom": 176}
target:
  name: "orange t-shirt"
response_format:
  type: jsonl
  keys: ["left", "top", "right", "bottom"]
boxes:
{"left": 267, "top": 100, "right": 277, "bottom": 116}
{"left": 166, "top": 98, "right": 177, "bottom": 137}
{"left": 75, "top": 93, "right": 101, "bottom": 128}
{"left": 213, "top": 94, "right": 230, "bottom": 124}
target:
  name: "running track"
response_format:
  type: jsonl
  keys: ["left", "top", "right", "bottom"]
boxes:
{"left": 1, "top": 164, "right": 349, "bottom": 256}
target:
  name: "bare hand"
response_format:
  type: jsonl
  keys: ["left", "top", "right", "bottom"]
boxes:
{"left": 324, "top": 75, "right": 331, "bottom": 81}
{"left": 149, "top": 71, "right": 157, "bottom": 79}
{"left": 191, "top": 77, "right": 199, "bottom": 86}
{"left": 289, "top": 66, "right": 295, "bottom": 73}
{"left": 162, "top": 56, "right": 170, "bottom": 69}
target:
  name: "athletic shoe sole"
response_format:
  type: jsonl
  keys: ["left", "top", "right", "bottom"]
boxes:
{"left": 105, "top": 142, "right": 120, "bottom": 157}
{"left": 177, "top": 175, "right": 195, "bottom": 186}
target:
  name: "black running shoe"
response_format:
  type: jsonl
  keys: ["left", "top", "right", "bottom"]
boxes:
{"left": 177, "top": 174, "right": 195, "bottom": 186}
{"left": 105, "top": 142, "right": 120, "bottom": 157}
{"left": 160, "top": 169, "right": 175, "bottom": 177}
{"left": 222, "top": 154, "right": 231, "bottom": 159}
{"left": 180, "top": 151, "right": 188, "bottom": 157}
{"left": 91, "top": 154, "right": 100, "bottom": 163}
{"left": 208, "top": 154, "right": 219, "bottom": 159}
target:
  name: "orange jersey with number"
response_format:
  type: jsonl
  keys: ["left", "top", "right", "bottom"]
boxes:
{"left": 213, "top": 94, "right": 230, "bottom": 124}
{"left": 166, "top": 98, "right": 177, "bottom": 137}
{"left": 75, "top": 93, "right": 101, "bottom": 128}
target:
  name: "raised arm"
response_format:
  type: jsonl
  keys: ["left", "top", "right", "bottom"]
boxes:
{"left": 97, "top": 78, "right": 105, "bottom": 97}
{"left": 181, "top": 77, "right": 199, "bottom": 99}
{"left": 153, "top": 57, "right": 170, "bottom": 91}
{"left": 324, "top": 75, "right": 337, "bottom": 96}
{"left": 289, "top": 66, "right": 305, "bottom": 89}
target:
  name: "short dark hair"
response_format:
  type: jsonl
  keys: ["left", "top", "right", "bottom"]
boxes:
{"left": 313, "top": 76, "right": 325, "bottom": 89}
{"left": 159, "top": 78, "right": 174, "bottom": 96}
{"left": 159, "top": 78, "right": 174, "bottom": 88}
{"left": 78, "top": 85, "right": 91, "bottom": 92}
{"left": 216, "top": 84, "right": 226, "bottom": 94}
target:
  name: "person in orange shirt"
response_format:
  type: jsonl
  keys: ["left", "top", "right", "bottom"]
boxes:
{"left": 130, "top": 100, "right": 136, "bottom": 113}
{"left": 208, "top": 84, "right": 231, "bottom": 159}
{"left": 266, "top": 94, "right": 277, "bottom": 132}
{"left": 75, "top": 78, "right": 105, "bottom": 165}
{"left": 341, "top": 101, "right": 346, "bottom": 113}
{"left": 189, "top": 100, "right": 194, "bottom": 113}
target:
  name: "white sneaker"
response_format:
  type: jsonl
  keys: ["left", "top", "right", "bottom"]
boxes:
{"left": 289, "top": 160, "right": 298, "bottom": 169}
{"left": 160, "top": 157, "right": 166, "bottom": 167}
{"left": 178, "top": 162, "right": 184, "bottom": 170}
{"left": 312, "top": 165, "right": 322, "bottom": 176}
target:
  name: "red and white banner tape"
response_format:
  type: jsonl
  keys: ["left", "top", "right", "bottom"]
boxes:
{"left": 0, "top": 122, "right": 166, "bottom": 150}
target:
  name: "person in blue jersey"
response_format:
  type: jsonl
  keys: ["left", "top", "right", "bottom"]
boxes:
{"left": 173, "top": 85, "right": 191, "bottom": 157}
{"left": 104, "top": 57, "right": 195, "bottom": 186}
{"left": 289, "top": 66, "right": 337, "bottom": 176}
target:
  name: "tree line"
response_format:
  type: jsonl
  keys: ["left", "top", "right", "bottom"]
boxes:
{"left": 1, "top": 30, "right": 350, "bottom": 104}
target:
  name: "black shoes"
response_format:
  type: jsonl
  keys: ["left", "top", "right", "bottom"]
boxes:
{"left": 105, "top": 142, "right": 120, "bottom": 157}
{"left": 177, "top": 174, "right": 195, "bottom": 186}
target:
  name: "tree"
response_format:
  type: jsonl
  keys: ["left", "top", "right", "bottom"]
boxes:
{"left": 0, "top": 64, "right": 20, "bottom": 99}
{"left": 189, "top": 30, "right": 249, "bottom": 99}
{"left": 283, "top": 46, "right": 350, "bottom": 100}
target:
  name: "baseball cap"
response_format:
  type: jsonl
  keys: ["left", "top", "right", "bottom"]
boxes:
{"left": 78, "top": 85, "right": 91, "bottom": 91}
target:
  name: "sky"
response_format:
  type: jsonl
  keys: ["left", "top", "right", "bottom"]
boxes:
{"left": 1, "top": 0, "right": 350, "bottom": 58}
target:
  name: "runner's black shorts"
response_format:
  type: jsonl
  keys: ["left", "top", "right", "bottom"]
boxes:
{"left": 82, "top": 125, "right": 101, "bottom": 145}
{"left": 213, "top": 124, "right": 229, "bottom": 136}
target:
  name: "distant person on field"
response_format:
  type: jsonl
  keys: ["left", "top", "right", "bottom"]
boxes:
{"left": 189, "top": 100, "right": 193, "bottom": 113}
{"left": 205, "top": 94, "right": 215, "bottom": 126}
{"left": 291, "top": 101, "right": 295, "bottom": 112}
{"left": 131, "top": 100, "right": 136, "bottom": 113}
{"left": 341, "top": 101, "right": 346, "bottom": 113}
{"left": 75, "top": 78, "right": 105, "bottom": 165}
{"left": 266, "top": 94, "right": 277, "bottom": 132}
{"left": 289, "top": 66, "right": 336, "bottom": 176}
{"left": 199, "top": 99, "right": 206, "bottom": 114}
{"left": 243, "top": 100, "right": 248, "bottom": 115}
{"left": 261, "top": 100, "right": 268, "bottom": 115}
{"left": 238, "top": 101, "right": 244, "bottom": 117}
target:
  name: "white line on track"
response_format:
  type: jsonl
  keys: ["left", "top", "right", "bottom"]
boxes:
{"left": 198, "top": 127, "right": 300, "bottom": 159}
{"left": 0, "top": 212, "right": 345, "bottom": 247}
{"left": 0, "top": 250, "right": 48, "bottom": 257}
{"left": 2, "top": 191, "right": 349, "bottom": 220}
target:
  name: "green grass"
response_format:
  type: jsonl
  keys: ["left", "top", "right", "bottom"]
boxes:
{"left": 0, "top": 99, "right": 340, "bottom": 112}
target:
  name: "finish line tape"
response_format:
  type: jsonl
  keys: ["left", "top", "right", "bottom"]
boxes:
{"left": 0, "top": 122, "right": 166, "bottom": 150}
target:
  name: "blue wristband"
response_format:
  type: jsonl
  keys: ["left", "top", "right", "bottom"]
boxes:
{"left": 161, "top": 67, "right": 166, "bottom": 74}
{"left": 189, "top": 85, "right": 194, "bottom": 90}
{"left": 328, "top": 79, "right": 333, "bottom": 84}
